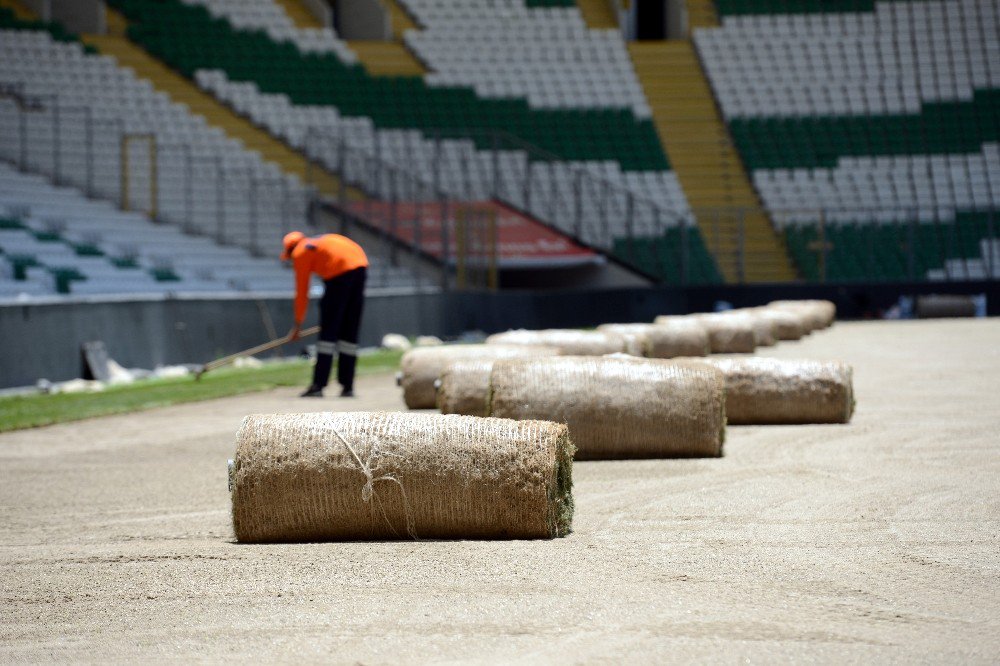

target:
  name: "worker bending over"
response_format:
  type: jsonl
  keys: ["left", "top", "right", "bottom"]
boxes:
{"left": 281, "top": 231, "right": 368, "bottom": 398}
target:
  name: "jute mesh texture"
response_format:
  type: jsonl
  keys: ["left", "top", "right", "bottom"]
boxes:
{"left": 694, "top": 313, "right": 757, "bottom": 353}
{"left": 769, "top": 300, "right": 836, "bottom": 331}
{"left": 752, "top": 308, "right": 806, "bottom": 341}
{"left": 489, "top": 356, "right": 726, "bottom": 460}
{"left": 486, "top": 329, "right": 629, "bottom": 356}
{"left": 598, "top": 322, "right": 709, "bottom": 358}
{"left": 683, "top": 357, "right": 854, "bottom": 424}
{"left": 400, "top": 344, "right": 557, "bottom": 409}
{"left": 438, "top": 353, "right": 555, "bottom": 417}
{"left": 230, "top": 411, "right": 575, "bottom": 542}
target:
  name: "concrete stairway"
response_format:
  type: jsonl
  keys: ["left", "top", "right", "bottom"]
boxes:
{"left": 386, "top": 0, "right": 420, "bottom": 36}
{"left": 628, "top": 40, "right": 796, "bottom": 283}
{"left": 349, "top": 41, "right": 426, "bottom": 76}
{"left": 0, "top": 0, "right": 33, "bottom": 20}
{"left": 272, "top": 0, "right": 323, "bottom": 29}
{"left": 684, "top": 0, "right": 719, "bottom": 32}
{"left": 348, "top": 0, "right": 425, "bottom": 76}
{"left": 576, "top": 0, "right": 618, "bottom": 30}
{"left": 80, "top": 9, "right": 347, "bottom": 196}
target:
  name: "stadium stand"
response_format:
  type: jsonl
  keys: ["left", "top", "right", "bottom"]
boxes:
{"left": 0, "top": 15, "right": 307, "bottom": 249}
{"left": 104, "top": 0, "right": 710, "bottom": 283}
{"left": 0, "top": 162, "right": 416, "bottom": 299}
{"left": 695, "top": 0, "right": 1000, "bottom": 280}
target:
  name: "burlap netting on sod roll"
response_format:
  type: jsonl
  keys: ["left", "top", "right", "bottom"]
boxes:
{"left": 689, "top": 313, "right": 757, "bottom": 353}
{"left": 486, "top": 329, "right": 629, "bottom": 356}
{"left": 597, "top": 322, "right": 710, "bottom": 358}
{"left": 728, "top": 310, "right": 777, "bottom": 347}
{"left": 399, "top": 344, "right": 557, "bottom": 409}
{"left": 751, "top": 307, "right": 806, "bottom": 341}
{"left": 230, "top": 412, "right": 575, "bottom": 542}
{"left": 769, "top": 300, "right": 836, "bottom": 332}
{"left": 438, "top": 353, "right": 557, "bottom": 417}
{"left": 489, "top": 356, "right": 726, "bottom": 459}
{"left": 683, "top": 357, "right": 854, "bottom": 425}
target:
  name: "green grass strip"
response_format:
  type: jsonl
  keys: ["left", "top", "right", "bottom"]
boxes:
{"left": 0, "top": 349, "right": 404, "bottom": 434}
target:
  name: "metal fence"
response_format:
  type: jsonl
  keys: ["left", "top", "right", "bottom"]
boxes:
{"left": 0, "top": 83, "right": 310, "bottom": 258}
{"left": 2, "top": 81, "right": 996, "bottom": 288}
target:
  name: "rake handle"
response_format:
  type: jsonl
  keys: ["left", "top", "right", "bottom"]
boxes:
{"left": 200, "top": 325, "right": 321, "bottom": 374}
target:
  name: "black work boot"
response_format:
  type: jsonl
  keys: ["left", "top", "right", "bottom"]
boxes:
{"left": 300, "top": 384, "right": 324, "bottom": 398}
{"left": 339, "top": 386, "right": 355, "bottom": 398}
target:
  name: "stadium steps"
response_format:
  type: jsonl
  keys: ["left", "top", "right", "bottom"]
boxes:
{"left": 272, "top": 0, "right": 323, "bottom": 30}
{"left": 628, "top": 40, "right": 795, "bottom": 282}
{"left": 0, "top": 0, "right": 33, "bottom": 20}
{"left": 684, "top": 0, "right": 719, "bottom": 31}
{"left": 80, "top": 9, "right": 350, "bottom": 198}
{"left": 348, "top": 40, "right": 427, "bottom": 76}
{"left": 349, "top": 0, "right": 426, "bottom": 76}
{"left": 576, "top": 0, "right": 618, "bottom": 29}
{"left": 387, "top": 0, "right": 421, "bottom": 36}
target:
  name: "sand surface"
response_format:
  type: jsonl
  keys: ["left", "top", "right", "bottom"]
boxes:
{"left": 2, "top": 319, "right": 999, "bottom": 662}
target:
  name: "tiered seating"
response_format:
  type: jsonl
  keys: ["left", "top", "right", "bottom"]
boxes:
{"left": 0, "top": 163, "right": 421, "bottom": 298}
{"left": 181, "top": 0, "right": 356, "bottom": 60}
{"left": 114, "top": 0, "right": 666, "bottom": 170}
{"left": 106, "top": 0, "right": 709, "bottom": 279}
{"left": 400, "top": 0, "right": 651, "bottom": 118}
{"left": 0, "top": 163, "right": 287, "bottom": 298}
{"left": 784, "top": 210, "right": 999, "bottom": 282}
{"left": 695, "top": 0, "right": 1000, "bottom": 280}
{"left": 0, "top": 23, "right": 308, "bottom": 251}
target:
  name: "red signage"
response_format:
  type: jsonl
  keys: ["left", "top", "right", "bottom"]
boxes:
{"left": 346, "top": 200, "right": 600, "bottom": 268}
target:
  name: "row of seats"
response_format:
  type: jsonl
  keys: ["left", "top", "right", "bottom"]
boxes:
{"left": 0, "top": 25, "right": 309, "bottom": 253}
{"left": 196, "top": 69, "right": 691, "bottom": 252}
{"left": 399, "top": 0, "right": 651, "bottom": 117}
{"left": 103, "top": 0, "right": 705, "bottom": 269}
{"left": 783, "top": 210, "right": 999, "bottom": 282}
{"left": 0, "top": 163, "right": 419, "bottom": 300}
{"left": 696, "top": 0, "right": 998, "bottom": 252}
{"left": 181, "top": 0, "right": 356, "bottom": 61}
{"left": 110, "top": 0, "right": 670, "bottom": 172}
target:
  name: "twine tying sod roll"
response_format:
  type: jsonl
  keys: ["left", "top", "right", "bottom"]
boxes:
{"left": 230, "top": 412, "right": 575, "bottom": 542}
{"left": 324, "top": 414, "right": 417, "bottom": 539}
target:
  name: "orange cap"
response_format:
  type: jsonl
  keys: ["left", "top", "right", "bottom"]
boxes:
{"left": 281, "top": 231, "right": 305, "bottom": 260}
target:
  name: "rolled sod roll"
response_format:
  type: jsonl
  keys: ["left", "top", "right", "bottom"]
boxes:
{"left": 752, "top": 308, "right": 806, "bottom": 341}
{"left": 489, "top": 356, "right": 726, "bottom": 459}
{"left": 769, "top": 300, "right": 835, "bottom": 331}
{"left": 694, "top": 313, "right": 757, "bottom": 353}
{"left": 728, "top": 310, "right": 776, "bottom": 347}
{"left": 230, "top": 411, "right": 575, "bottom": 542}
{"left": 439, "top": 351, "right": 558, "bottom": 416}
{"left": 915, "top": 294, "right": 977, "bottom": 318}
{"left": 597, "top": 322, "right": 709, "bottom": 358}
{"left": 689, "top": 357, "right": 854, "bottom": 425}
{"left": 486, "top": 329, "right": 629, "bottom": 356}
{"left": 400, "top": 344, "right": 556, "bottom": 409}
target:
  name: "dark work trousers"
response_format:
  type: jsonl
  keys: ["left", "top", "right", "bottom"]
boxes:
{"left": 312, "top": 267, "right": 366, "bottom": 390}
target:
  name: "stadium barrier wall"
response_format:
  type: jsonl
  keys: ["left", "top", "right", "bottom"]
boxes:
{"left": 2, "top": 280, "right": 998, "bottom": 389}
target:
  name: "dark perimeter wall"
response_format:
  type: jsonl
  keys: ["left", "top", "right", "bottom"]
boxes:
{"left": 1, "top": 281, "right": 997, "bottom": 388}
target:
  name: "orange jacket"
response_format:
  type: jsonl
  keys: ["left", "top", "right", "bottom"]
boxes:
{"left": 291, "top": 234, "right": 368, "bottom": 323}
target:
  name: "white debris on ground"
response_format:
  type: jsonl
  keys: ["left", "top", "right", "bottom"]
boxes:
{"left": 233, "top": 357, "right": 264, "bottom": 369}
{"left": 415, "top": 335, "right": 443, "bottom": 347}
{"left": 381, "top": 333, "right": 412, "bottom": 351}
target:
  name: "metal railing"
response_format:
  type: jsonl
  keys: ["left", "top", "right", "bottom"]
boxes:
{"left": 0, "top": 83, "right": 310, "bottom": 258}
{"left": 3, "top": 82, "right": 995, "bottom": 288}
